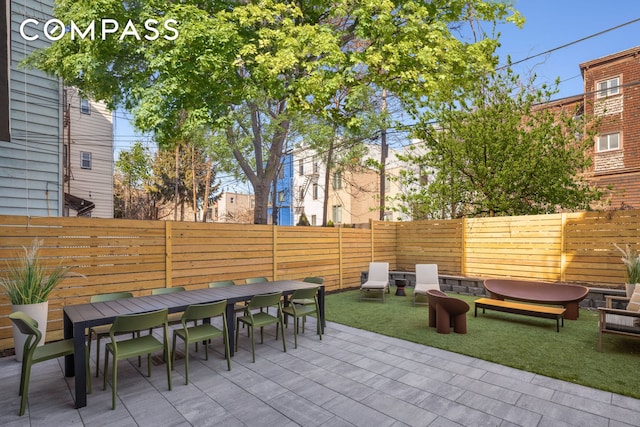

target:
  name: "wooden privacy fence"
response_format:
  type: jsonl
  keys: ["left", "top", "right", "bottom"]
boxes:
{"left": 1, "top": 209, "right": 639, "bottom": 350}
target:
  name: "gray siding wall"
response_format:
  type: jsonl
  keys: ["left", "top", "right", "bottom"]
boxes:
{"left": 1, "top": 0, "right": 62, "bottom": 216}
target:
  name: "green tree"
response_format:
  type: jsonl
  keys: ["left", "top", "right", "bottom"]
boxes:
{"left": 114, "top": 142, "right": 155, "bottom": 219}
{"left": 26, "top": 0, "right": 521, "bottom": 223}
{"left": 397, "top": 67, "right": 604, "bottom": 218}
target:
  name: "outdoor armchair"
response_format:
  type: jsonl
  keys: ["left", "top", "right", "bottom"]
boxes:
{"left": 427, "top": 290, "right": 469, "bottom": 334}
{"left": 598, "top": 288, "right": 640, "bottom": 352}
{"left": 103, "top": 308, "right": 172, "bottom": 409}
{"left": 281, "top": 286, "right": 322, "bottom": 349}
{"left": 88, "top": 291, "right": 134, "bottom": 377}
{"left": 245, "top": 277, "right": 269, "bottom": 284}
{"left": 235, "top": 292, "right": 286, "bottom": 362}
{"left": 172, "top": 300, "right": 231, "bottom": 385}
{"left": 360, "top": 262, "right": 390, "bottom": 302}
{"left": 414, "top": 264, "right": 440, "bottom": 306}
{"left": 9, "top": 311, "right": 91, "bottom": 416}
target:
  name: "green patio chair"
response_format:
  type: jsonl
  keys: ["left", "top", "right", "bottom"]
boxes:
{"left": 289, "top": 277, "right": 324, "bottom": 332}
{"left": 245, "top": 277, "right": 268, "bottom": 284}
{"left": 172, "top": 300, "right": 230, "bottom": 384}
{"left": 151, "top": 286, "right": 186, "bottom": 324}
{"left": 9, "top": 311, "right": 91, "bottom": 416}
{"left": 103, "top": 308, "right": 172, "bottom": 410}
{"left": 88, "top": 291, "right": 134, "bottom": 377}
{"left": 235, "top": 292, "right": 286, "bottom": 362}
{"left": 281, "top": 286, "right": 322, "bottom": 349}
{"left": 209, "top": 280, "right": 236, "bottom": 287}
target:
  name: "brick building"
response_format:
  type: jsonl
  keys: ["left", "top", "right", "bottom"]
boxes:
{"left": 580, "top": 46, "right": 640, "bottom": 209}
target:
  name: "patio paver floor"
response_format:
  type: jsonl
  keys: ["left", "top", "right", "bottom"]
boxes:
{"left": 1, "top": 319, "right": 639, "bottom": 426}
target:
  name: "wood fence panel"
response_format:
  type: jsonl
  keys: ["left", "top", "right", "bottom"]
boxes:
{"left": 372, "top": 221, "right": 397, "bottom": 267}
{"left": 275, "top": 226, "right": 341, "bottom": 291}
{"left": 395, "top": 219, "right": 463, "bottom": 274}
{"left": 464, "top": 214, "right": 564, "bottom": 281}
{"left": 564, "top": 210, "right": 640, "bottom": 286}
{"left": 2, "top": 209, "right": 640, "bottom": 351}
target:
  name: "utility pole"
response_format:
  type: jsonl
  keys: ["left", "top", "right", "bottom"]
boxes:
{"left": 379, "top": 89, "right": 387, "bottom": 221}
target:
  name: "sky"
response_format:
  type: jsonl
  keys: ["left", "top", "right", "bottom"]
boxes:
{"left": 112, "top": 0, "right": 640, "bottom": 189}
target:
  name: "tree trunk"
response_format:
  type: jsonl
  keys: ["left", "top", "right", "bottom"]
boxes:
{"left": 322, "top": 137, "right": 335, "bottom": 226}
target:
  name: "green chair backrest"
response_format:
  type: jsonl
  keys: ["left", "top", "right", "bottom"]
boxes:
{"left": 247, "top": 292, "right": 282, "bottom": 310}
{"left": 303, "top": 276, "right": 324, "bottom": 284}
{"left": 8, "top": 311, "right": 41, "bottom": 348}
{"left": 151, "top": 286, "right": 186, "bottom": 295}
{"left": 209, "top": 280, "right": 235, "bottom": 288}
{"left": 110, "top": 309, "right": 168, "bottom": 335}
{"left": 290, "top": 286, "right": 319, "bottom": 301}
{"left": 246, "top": 277, "right": 269, "bottom": 284}
{"left": 183, "top": 300, "right": 227, "bottom": 322}
{"left": 90, "top": 291, "right": 133, "bottom": 303}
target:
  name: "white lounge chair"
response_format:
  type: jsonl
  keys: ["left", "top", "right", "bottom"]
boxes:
{"left": 360, "top": 262, "right": 390, "bottom": 302}
{"left": 414, "top": 264, "right": 440, "bottom": 305}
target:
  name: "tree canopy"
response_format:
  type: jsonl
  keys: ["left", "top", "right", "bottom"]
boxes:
{"left": 27, "top": 0, "right": 521, "bottom": 223}
{"left": 395, "top": 67, "right": 604, "bottom": 219}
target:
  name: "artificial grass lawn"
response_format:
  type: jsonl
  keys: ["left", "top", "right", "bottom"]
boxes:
{"left": 325, "top": 287, "right": 640, "bottom": 399}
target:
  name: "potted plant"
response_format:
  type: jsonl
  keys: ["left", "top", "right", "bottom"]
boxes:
{"left": 1, "top": 239, "right": 75, "bottom": 361}
{"left": 613, "top": 243, "right": 640, "bottom": 298}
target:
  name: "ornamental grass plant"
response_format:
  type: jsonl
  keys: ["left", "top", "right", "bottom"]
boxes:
{"left": 0, "top": 239, "right": 73, "bottom": 305}
{"left": 614, "top": 243, "right": 640, "bottom": 284}
{"left": 325, "top": 286, "right": 640, "bottom": 399}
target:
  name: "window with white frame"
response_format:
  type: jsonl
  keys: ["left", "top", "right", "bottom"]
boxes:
{"left": 80, "top": 98, "right": 91, "bottom": 114}
{"left": 597, "top": 77, "right": 620, "bottom": 99}
{"left": 299, "top": 186, "right": 304, "bottom": 200}
{"left": 311, "top": 215, "right": 317, "bottom": 226}
{"left": 332, "top": 205, "right": 342, "bottom": 223}
{"left": 80, "top": 151, "right": 92, "bottom": 169}
{"left": 332, "top": 172, "right": 342, "bottom": 189}
{"left": 312, "top": 183, "right": 318, "bottom": 200}
{"left": 597, "top": 132, "right": 620, "bottom": 152}
{"left": 298, "top": 159, "right": 304, "bottom": 175}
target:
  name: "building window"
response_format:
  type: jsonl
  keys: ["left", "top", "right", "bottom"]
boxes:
{"left": 597, "top": 77, "right": 620, "bottom": 99}
{"left": 312, "top": 184, "right": 318, "bottom": 200}
{"left": 332, "top": 205, "right": 342, "bottom": 223}
{"left": 299, "top": 187, "right": 305, "bottom": 200}
{"left": 298, "top": 159, "right": 304, "bottom": 175}
{"left": 230, "top": 197, "right": 235, "bottom": 203}
{"left": 332, "top": 172, "right": 342, "bottom": 189}
{"left": 313, "top": 156, "right": 319, "bottom": 174}
{"left": 597, "top": 132, "right": 620, "bottom": 152}
{"left": 80, "top": 98, "right": 91, "bottom": 114}
{"left": 80, "top": 151, "right": 92, "bottom": 169}
{"left": 278, "top": 190, "right": 285, "bottom": 203}
{"left": 311, "top": 215, "right": 317, "bottom": 226}
{"left": 278, "top": 167, "right": 284, "bottom": 180}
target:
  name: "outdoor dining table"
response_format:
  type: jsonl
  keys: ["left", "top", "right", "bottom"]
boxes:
{"left": 63, "top": 279, "right": 325, "bottom": 408}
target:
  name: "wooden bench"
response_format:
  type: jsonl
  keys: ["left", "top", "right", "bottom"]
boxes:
{"left": 474, "top": 297, "right": 566, "bottom": 332}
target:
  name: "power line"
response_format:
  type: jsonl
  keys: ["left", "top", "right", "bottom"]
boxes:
{"left": 498, "top": 17, "right": 640, "bottom": 70}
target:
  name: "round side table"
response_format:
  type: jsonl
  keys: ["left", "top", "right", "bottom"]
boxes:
{"left": 395, "top": 279, "right": 407, "bottom": 296}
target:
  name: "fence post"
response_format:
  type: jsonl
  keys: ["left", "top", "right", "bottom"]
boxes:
{"left": 272, "top": 224, "right": 278, "bottom": 281}
{"left": 461, "top": 218, "right": 467, "bottom": 276}
{"left": 339, "top": 226, "right": 343, "bottom": 289}
{"left": 165, "top": 221, "right": 172, "bottom": 288}
{"left": 370, "top": 218, "right": 375, "bottom": 261}
{"left": 561, "top": 213, "right": 567, "bottom": 283}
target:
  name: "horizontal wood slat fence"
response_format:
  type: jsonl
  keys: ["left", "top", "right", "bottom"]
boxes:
{"left": 1, "top": 209, "right": 638, "bottom": 350}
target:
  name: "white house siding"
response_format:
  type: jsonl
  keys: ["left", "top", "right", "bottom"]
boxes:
{"left": 1, "top": 0, "right": 62, "bottom": 216}
{"left": 66, "top": 87, "right": 114, "bottom": 218}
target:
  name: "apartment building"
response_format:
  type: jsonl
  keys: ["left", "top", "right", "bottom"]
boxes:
{"left": 212, "top": 191, "right": 255, "bottom": 223}
{"left": 580, "top": 46, "right": 640, "bottom": 208}
{"left": 63, "top": 87, "right": 114, "bottom": 218}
